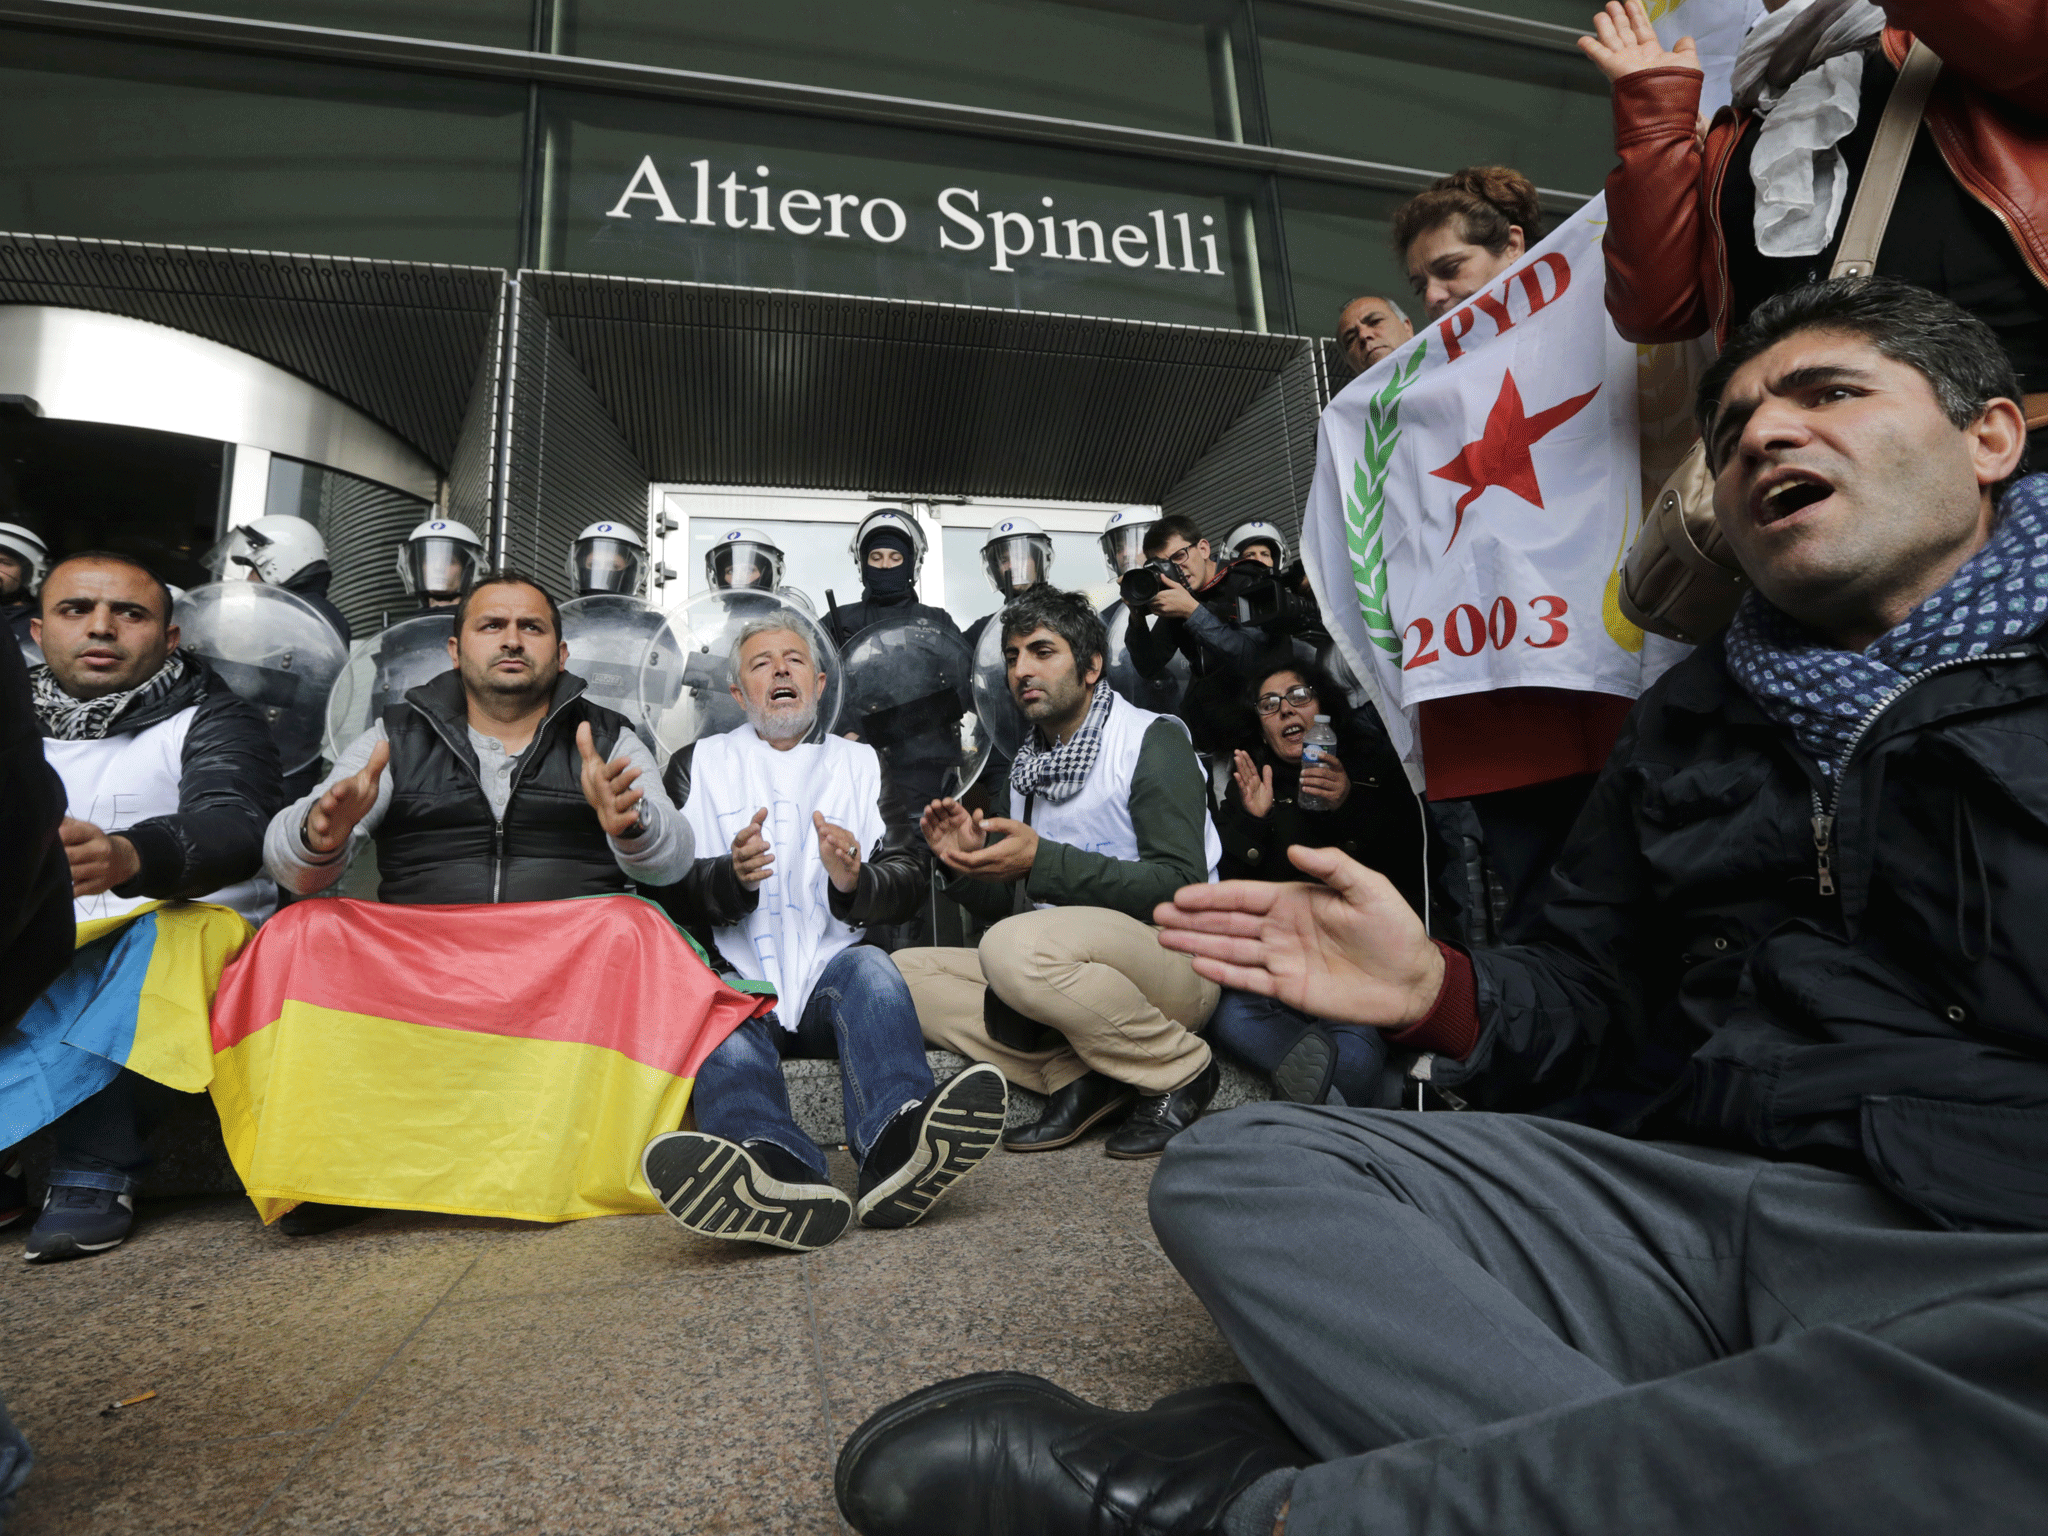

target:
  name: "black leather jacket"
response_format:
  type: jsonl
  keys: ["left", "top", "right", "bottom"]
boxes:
{"left": 1441, "top": 628, "right": 2048, "bottom": 1233}
{"left": 652, "top": 741, "right": 931, "bottom": 952}
{"left": 3, "top": 634, "right": 72, "bottom": 1029}
{"left": 66, "top": 655, "right": 286, "bottom": 905}
{"left": 375, "top": 670, "right": 632, "bottom": 905}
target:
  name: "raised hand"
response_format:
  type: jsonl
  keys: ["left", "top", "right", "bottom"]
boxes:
{"left": 1578, "top": 1, "right": 1699, "bottom": 84}
{"left": 61, "top": 816, "right": 140, "bottom": 896}
{"left": 1154, "top": 844, "right": 1443, "bottom": 1028}
{"left": 1298, "top": 751, "right": 1352, "bottom": 811}
{"left": 1232, "top": 750, "right": 1275, "bottom": 819}
{"left": 305, "top": 738, "right": 390, "bottom": 855}
{"left": 920, "top": 797, "right": 986, "bottom": 868}
{"left": 732, "top": 807, "right": 774, "bottom": 887}
{"left": 814, "top": 809, "right": 861, "bottom": 894}
{"left": 577, "top": 721, "right": 645, "bottom": 838}
{"left": 941, "top": 814, "right": 1038, "bottom": 884}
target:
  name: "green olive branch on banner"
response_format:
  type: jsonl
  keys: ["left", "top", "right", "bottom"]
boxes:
{"left": 1343, "top": 341, "right": 1428, "bottom": 656}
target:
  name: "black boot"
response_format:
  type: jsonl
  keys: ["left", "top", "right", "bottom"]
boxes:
{"left": 278, "top": 1202, "right": 373, "bottom": 1238}
{"left": 1103, "top": 1061, "right": 1220, "bottom": 1160}
{"left": 835, "top": 1371, "right": 1309, "bottom": 1536}
{"left": 1002, "top": 1071, "right": 1135, "bottom": 1152}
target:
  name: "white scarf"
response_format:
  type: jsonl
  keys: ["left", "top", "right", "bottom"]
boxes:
{"left": 679, "top": 724, "right": 885, "bottom": 1029}
{"left": 1732, "top": 0, "right": 1887, "bottom": 259}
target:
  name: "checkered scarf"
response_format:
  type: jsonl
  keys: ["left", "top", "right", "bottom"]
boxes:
{"left": 31, "top": 650, "right": 187, "bottom": 741}
{"left": 1725, "top": 473, "right": 2048, "bottom": 777}
{"left": 1009, "top": 679, "right": 1114, "bottom": 805}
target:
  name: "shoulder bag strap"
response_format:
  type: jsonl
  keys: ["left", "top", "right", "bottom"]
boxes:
{"left": 1830, "top": 39, "right": 1943, "bottom": 279}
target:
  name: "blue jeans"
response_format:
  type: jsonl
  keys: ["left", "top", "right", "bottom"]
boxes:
{"left": 693, "top": 945, "right": 934, "bottom": 1181}
{"left": 1206, "top": 990, "right": 1391, "bottom": 1109}
{"left": 47, "top": 1068, "right": 177, "bottom": 1196}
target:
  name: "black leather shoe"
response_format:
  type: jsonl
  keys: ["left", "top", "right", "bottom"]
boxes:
{"left": 1271, "top": 1027, "right": 1337, "bottom": 1105}
{"left": 1002, "top": 1072, "right": 1135, "bottom": 1152}
{"left": 1103, "top": 1061, "right": 1220, "bottom": 1160}
{"left": 278, "top": 1202, "right": 373, "bottom": 1238}
{"left": 835, "top": 1370, "right": 1309, "bottom": 1536}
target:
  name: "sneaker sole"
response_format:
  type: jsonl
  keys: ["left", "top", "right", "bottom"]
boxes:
{"left": 856, "top": 1064, "right": 1009, "bottom": 1229}
{"left": 1272, "top": 1030, "right": 1337, "bottom": 1105}
{"left": 23, "top": 1230, "right": 126, "bottom": 1263}
{"left": 642, "top": 1132, "right": 851, "bottom": 1253}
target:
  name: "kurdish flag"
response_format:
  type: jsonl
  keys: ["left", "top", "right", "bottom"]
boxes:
{"left": 0, "top": 901, "right": 253, "bottom": 1147}
{"left": 207, "top": 895, "right": 771, "bottom": 1225}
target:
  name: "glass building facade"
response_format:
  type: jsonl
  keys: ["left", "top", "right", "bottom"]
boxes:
{"left": 0, "top": 1, "right": 1611, "bottom": 337}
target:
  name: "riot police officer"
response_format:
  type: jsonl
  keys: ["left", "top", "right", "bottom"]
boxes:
{"left": 822, "top": 508, "right": 961, "bottom": 651}
{"left": 568, "top": 521, "right": 648, "bottom": 598}
{"left": 961, "top": 515, "right": 1055, "bottom": 657}
{"left": 0, "top": 521, "right": 48, "bottom": 646}
{"left": 705, "top": 526, "right": 785, "bottom": 593}
{"left": 211, "top": 515, "right": 352, "bottom": 643}
{"left": 1224, "top": 519, "right": 1288, "bottom": 570}
{"left": 398, "top": 519, "right": 485, "bottom": 610}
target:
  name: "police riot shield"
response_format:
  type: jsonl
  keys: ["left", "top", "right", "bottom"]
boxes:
{"left": 640, "top": 589, "right": 843, "bottom": 756}
{"left": 1102, "top": 603, "right": 1191, "bottom": 716}
{"left": 559, "top": 593, "right": 667, "bottom": 752}
{"left": 970, "top": 616, "right": 1030, "bottom": 765}
{"left": 323, "top": 612, "right": 455, "bottom": 760}
{"left": 840, "top": 612, "right": 988, "bottom": 804}
{"left": 172, "top": 582, "right": 349, "bottom": 775}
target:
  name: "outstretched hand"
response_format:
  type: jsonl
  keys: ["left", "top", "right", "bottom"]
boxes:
{"left": 306, "top": 738, "right": 390, "bottom": 855}
{"left": 1232, "top": 751, "right": 1275, "bottom": 819}
{"left": 1154, "top": 845, "right": 1443, "bottom": 1028}
{"left": 1579, "top": 1, "right": 1699, "bottom": 84}
{"left": 577, "top": 722, "right": 645, "bottom": 838}
{"left": 921, "top": 797, "right": 985, "bottom": 865}
{"left": 814, "top": 810, "right": 862, "bottom": 894}
{"left": 732, "top": 807, "right": 773, "bottom": 887}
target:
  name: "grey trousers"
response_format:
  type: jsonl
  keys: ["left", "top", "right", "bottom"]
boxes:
{"left": 1149, "top": 1105, "right": 2048, "bottom": 1536}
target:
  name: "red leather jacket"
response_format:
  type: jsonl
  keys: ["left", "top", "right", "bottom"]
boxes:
{"left": 1602, "top": 2, "right": 2048, "bottom": 346}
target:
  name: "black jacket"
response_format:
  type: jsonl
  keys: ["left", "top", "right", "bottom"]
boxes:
{"left": 66, "top": 656, "right": 285, "bottom": 904}
{"left": 3, "top": 598, "right": 33, "bottom": 647}
{"left": 375, "top": 670, "right": 631, "bottom": 905}
{"left": 1441, "top": 632, "right": 2048, "bottom": 1232}
{"left": 1216, "top": 724, "right": 1426, "bottom": 917}
{"left": 2, "top": 633, "right": 71, "bottom": 1029}
{"left": 283, "top": 566, "right": 352, "bottom": 647}
{"left": 652, "top": 740, "right": 931, "bottom": 952}
{"left": 822, "top": 590, "right": 959, "bottom": 653}
{"left": 1125, "top": 558, "right": 1286, "bottom": 682}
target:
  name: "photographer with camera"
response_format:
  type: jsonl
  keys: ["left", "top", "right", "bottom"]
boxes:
{"left": 1123, "top": 515, "right": 1317, "bottom": 751}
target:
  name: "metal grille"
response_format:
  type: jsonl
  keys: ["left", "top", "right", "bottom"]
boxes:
{"left": 520, "top": 273, "right": 1309, "bottom": 506}
{"left": 1162, "top": 337, "right": 1322, "bottom": 550}
{"left": 316, "top": 469, "right": 433, "bottom": 636}
{"left": 0, "top": 231, "right": 503, "bottom": 466}
{"left": 497, "top": 281, "right": 650, "bottom": 597}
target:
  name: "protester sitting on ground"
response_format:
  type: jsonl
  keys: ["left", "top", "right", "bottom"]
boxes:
{"left": 835, "top": 277, "right": 2048, "bottom": 1536}
{"left": 642, "top": 613, "right": 1006, "bottom": 1253}
{"left": 1206, "top": 655, "right": 1423, "bottom": 1109}
{"left": 4, "top": 553, "right": 281, "bottom": 1262}
{"left": 260, "top": 571, "right": 697, "bottom": 1235}
{"left": 1336, "top": 293, "right": 1414, "bottom": 376}
{"left": 895, "top": 587, "right": 1222, "bottom": 1159}
{"left": 1390, "top": 164, "right": 1640, "bottom": 938}
{"left": 1586, "top": 0, "right": 2047, "bottom": 460}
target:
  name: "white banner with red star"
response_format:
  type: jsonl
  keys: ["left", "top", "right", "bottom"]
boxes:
{"left": 1301, "top": 194, "right": 1690, "bottom": 782}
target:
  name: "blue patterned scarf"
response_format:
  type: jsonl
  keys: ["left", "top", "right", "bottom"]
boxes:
{"left": 1725, "top": 472, "right": 2048, "bottom": 776}
{"left": 1010, "top": 680, "right": 1114, "bottom": 805}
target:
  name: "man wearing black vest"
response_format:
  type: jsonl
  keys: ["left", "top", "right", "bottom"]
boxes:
{"left": 264, "top": 572, "right": 693, "bottom": 1231}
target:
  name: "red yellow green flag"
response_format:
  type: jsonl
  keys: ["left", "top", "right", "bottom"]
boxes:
{"left": 208, "top": 895, "right": 771, "bottom": 1224}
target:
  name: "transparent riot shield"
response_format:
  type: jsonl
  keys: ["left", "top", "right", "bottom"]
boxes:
{"left": 323, "top": 612, "right": 455, "bottom": 760}
{"left": 840, "top": 612, "right": 988, "bottom": 805}
{"left": 970, "top": 616, "right": 1030, "bottom": 765}
{"left": 640, "top": 589, "right": 842, "bottom": 756}
{"left": 559, "top": 593, "right": 667, "bottom": 752}
{"left": 1103, "top": 603, "right": 1191, "bottom": 716}
{"left": 172, "top": 582, "right": 349, "bottom": 774}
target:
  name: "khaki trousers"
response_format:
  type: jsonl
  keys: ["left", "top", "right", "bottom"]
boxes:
{"left": 895, "top": 906, "right": 1220, "bottom": 1096}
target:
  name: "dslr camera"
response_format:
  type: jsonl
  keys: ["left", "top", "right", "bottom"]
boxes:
{"left": 1119, "top": 557, "right": 1192, "bottom": 606}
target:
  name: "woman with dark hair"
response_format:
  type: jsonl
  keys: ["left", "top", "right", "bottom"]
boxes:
{"left": 1387, "top": 167, "right": 1640, "bottom": 938}
{"left": 1205, "top": 655, "right": 1423, "bottom": 1105}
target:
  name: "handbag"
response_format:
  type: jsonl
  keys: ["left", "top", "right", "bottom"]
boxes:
{"left": 1619, "top": 39, "right": 1944, "bottom": 644}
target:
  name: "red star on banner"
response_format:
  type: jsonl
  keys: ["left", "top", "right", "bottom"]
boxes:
{"left": 1429, "top": 369, "right": 1602, "bottom": 551}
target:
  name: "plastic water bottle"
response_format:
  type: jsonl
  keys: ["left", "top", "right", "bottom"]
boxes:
{"left": 1296, "top": 715, "right": 1339, "bottom": 811}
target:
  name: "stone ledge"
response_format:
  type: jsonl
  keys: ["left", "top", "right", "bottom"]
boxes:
{"left": 19, "top": 1051, "right": 1271, "bottom": 1201}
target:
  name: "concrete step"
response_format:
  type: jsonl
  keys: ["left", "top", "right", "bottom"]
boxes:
{"left": 18, "top": 1051, "right": 1271, "bottom": 1201}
